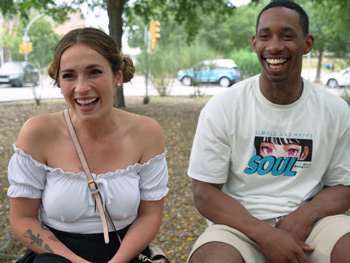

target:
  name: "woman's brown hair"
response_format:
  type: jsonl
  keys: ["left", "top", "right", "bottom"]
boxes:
{"left": 48, "top": 27, "right": 135, "bottom": 87}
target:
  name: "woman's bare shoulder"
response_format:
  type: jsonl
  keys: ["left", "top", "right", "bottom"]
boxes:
{"left": 118, "top": 109, "right": 165, "bottom": 161}
{"left": 19, "top": 112, "right": 63, "bottom": 138}
{"left": 121, "top": 110, "right": 163, "bottom": 139}
{"left": 16, "top": 112, "right": 64, "bottom": 162}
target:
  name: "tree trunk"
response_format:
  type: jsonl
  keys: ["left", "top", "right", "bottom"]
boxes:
{"left": 316, "top": 47, "right": 323, "bottom": 83}
{"left": 107, "top": 0, "right": 127, "bottom": 108}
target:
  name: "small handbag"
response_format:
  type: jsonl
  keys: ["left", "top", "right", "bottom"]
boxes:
{"left": 63, "top": 109, "right": 170, "bottom": 263}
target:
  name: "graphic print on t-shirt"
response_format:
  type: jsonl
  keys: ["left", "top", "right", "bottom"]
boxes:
{"left": 244, "top": 136, "right": 313, "bottom": 176}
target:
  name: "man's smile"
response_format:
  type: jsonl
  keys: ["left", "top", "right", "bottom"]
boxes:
{"left": 265, "top": 58, "right": 287, "bottom": 70}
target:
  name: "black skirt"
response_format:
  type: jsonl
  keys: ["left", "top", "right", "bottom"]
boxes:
{"left": 17, "top": 225, "right": 151, "bottom": 263}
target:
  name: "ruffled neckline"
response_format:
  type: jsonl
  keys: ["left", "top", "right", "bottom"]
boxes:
{"left": 13, "top": 144, "right": 167, "bottom": 179}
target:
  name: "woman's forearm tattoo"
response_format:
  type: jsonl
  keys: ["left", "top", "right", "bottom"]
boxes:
{"left": 40, "top": 223, "right": 50, "bottom": 231}
{"left": 40, "top": 223, "right": 59, "bottom": 242}
{"left": 23, "top": 228, "right": 57, "bottom": 253}
{"left": 44, "top": 243, "right": 54, "bottom": 253}
{"left": 23, "top": 229, "right": 43, "bottom": 246}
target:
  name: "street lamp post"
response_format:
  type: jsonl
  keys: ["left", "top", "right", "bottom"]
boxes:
{"left": 22, "top": 14, "right": 44, "bottom": 61}
{"left": 0, "top": 13, "right": 4, "bottom": 67}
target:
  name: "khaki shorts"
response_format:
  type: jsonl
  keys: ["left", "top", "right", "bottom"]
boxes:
{"left": 187, "top": 215, "right": 350, "bottom": 263}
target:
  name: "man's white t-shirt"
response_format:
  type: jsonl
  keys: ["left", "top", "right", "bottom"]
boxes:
{"left": 188, "top": 75, "right": 350, "bottom": 220}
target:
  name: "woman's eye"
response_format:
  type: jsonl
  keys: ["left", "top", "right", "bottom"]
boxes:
{"left": 62, "top": 73, "right": 73, "bottom": 79}
{"left": 91, "top": 69, "right": 102, "bottom": 75}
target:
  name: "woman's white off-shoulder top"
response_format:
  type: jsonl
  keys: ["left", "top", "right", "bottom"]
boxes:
{"left": 7, "top": 144, "right": 169, "bottom": 234}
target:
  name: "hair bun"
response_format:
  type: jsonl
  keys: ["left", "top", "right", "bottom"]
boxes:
{"left": 47, "top": 62, "right": 56, "bottom": 80}
{"left": 121, "top": 55, "right": 135, "bottom": 83}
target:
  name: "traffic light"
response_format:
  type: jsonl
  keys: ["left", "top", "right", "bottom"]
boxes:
{"left": 19, "top": 42, "right": 32, "bottom": 54}
{"left": 26, "top": 42, "right": 32, "bottom": 53}
{"left": 19, "top": 43, "right": 24, "bottom": 54}
{"left": 149, "top": 20, "right": 161, "bottom": 50}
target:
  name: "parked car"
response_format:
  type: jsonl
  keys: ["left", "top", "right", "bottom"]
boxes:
{"left": 177, "top": 59, "right": 241, "bottom": 87}
{"left": 322, "top": 67, "right": 350, "bottom": 88}
{"left": 0, "top": 61, "right": 39, "bottom": 87}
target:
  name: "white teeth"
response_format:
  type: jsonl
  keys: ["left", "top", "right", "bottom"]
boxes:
{"left": 266, "top": 58, "right": 287, "bottom": 64}
{"left": 270, "top": 64, "right": 282, "bottom": 69}
{"left": 76, "top": 98, "right": 97, "bottom": 105}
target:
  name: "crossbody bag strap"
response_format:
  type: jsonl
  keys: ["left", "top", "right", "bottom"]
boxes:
{"left": 63, "top": 109, "right": 113, "bottom": 244}
{"left": 63, "top": 109, "right": 163, "bottom": 262}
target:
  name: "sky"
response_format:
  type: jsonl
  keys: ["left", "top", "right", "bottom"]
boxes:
{"left": 230, "top": 0, "right": 251, "bottom": 7}
{"left": 81, "top": 3, "right": 108, "bottom": 32}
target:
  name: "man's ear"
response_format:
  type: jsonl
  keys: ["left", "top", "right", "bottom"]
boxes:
{"left": 252, "top": 35, "right": 257, "bottom": 53}
{"left": 303, "top": 35, "right": 314, "bottom": 55}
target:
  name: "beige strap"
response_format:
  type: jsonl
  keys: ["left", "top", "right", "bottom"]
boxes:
{"left": 62, "top": 109, "right": 163, "bottom": 261}
{"left": 63, "top": 109, "right": 110, "bottom": 244}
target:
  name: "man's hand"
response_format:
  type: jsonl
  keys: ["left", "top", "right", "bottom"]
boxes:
{"left": 275, "top": 206, "right": 316, "bottom": 242}
{"left": 260, "top": 227, "right": 314, "bottom": 263}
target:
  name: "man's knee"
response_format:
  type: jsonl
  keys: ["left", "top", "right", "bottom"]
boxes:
{"left": 189, "top": 241, "right": 244, "bottom": 263}
{"left": 331, "top": 232, "right": 350, "bottom": 263}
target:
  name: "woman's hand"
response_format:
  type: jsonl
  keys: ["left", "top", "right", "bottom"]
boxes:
{"left": 108, "top": 199, "right": 164, "bottom": 263}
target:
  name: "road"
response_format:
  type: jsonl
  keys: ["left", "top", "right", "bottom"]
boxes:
{"left": 0, "top": 75, "right": 344, "bottom": 103}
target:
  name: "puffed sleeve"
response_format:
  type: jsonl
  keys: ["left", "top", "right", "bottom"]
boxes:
{"left": 7, "top": 144, "right": 47, "bottom": 199}
{"left": 138, "top": 151, "right": 169, "bottom": 201}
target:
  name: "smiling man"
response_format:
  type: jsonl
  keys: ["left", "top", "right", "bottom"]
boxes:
{"left": 187, "top": 1, "right": 350, "bottom": 263}
{"left": 252, "top": 1, "right": 313, "bottom": 105}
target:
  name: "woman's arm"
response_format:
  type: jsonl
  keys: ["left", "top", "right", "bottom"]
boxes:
{"left": 107, "top": 115, "right": 166, "bottom": 262}
{"left": 11, "top": 115, "right": 89, "bottom": 262}
{"left": 108, "top": 198, "right": 164, "bottom": 263}
{"left": 10, "top": 198, "right": 91, "bottom": 263}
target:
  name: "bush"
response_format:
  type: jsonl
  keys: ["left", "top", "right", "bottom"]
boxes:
{"left": 135, "top": 47, "right": 177, "bottom": 96}
{"left": 230, "top": 50, "right": 260, "bottom": 79}
{"left": 177, "top": 40, "right": 219, "bottom": 71}
{"left": 149, "top": 47, "right": 179, "bottom": 96}
{"left": 135, "top": 41, "right": 221, "bottom": 96}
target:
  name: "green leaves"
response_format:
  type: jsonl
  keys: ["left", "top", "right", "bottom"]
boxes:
{"left": 1, "top": 0, "right": 79, "bottom": 23}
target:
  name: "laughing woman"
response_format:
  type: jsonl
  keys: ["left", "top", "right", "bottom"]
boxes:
{"left": 7, "top": 28, "right": 169, "bottom": 263}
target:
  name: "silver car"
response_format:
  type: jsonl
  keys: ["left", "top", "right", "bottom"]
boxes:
{"left": 0, "top": 61, "right": 39, "bottom": 87}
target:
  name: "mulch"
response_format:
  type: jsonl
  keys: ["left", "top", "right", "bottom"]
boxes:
{"left": 0, "top": 96, "right": 210, "bottom": 263}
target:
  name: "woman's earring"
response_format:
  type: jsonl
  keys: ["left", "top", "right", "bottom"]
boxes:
{"left": 117, "top": 83, "right": 121, "bottom": 87}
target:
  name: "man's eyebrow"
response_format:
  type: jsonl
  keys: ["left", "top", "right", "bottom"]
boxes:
{"left": 282, "top": 26, "right": 297, "bottom": 32}
{"left": 258, "top": 27, "right": 269, "bottom": 33}
{"left": 258, "top": 26, "right": 297, "bottom": 33}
